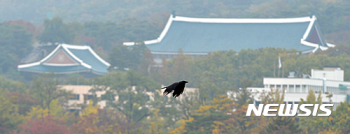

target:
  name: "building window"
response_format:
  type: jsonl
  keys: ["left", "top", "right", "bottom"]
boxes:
{"left": 289, "top": 85, "right": 294, "bottom": 92}
{"left": 294, "top": 102, "right": 299, "bottom": 107}
{"left": 282, "top": 85, "right": 287, "bottom": 89}
{"left": 84, "top": 94, "right": 96, "bottom": 101}
{"left": 296, "top": 85, "right": 301, "bottom": 92}
{"left": 69, "top": 94, "right": 80, "bottom": 100}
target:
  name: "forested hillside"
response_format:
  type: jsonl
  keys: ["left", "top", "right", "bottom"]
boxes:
{"left": 0, "top": 1, "right": 350, "bottom": 133}
{"left": 1, "top": 0, "right": 350, "bottom": 45}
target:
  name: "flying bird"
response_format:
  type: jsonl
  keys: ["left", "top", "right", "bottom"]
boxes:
{"left": 162, "top": 81, "right": 188, "bottom": 98}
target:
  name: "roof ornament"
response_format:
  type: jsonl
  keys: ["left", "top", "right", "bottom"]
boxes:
{"left": 310, "top": 11, "right": 315, "bottom": 18}
{"left": 172, "top": 11, "right": 176, "bottom": 18}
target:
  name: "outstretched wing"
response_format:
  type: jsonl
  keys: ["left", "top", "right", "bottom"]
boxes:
{"left": 173, "top": 84, "right": 185, "bottom": 98}
{"left": 162, "top": 82, "right": 179, "bottom": 96}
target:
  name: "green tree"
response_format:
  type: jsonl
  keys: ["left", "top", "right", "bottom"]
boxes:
{"left": 138, "top": 48, "right": 155, "bottom": 76}
{"left": 109, "top": 43, "right": 147, "bottom": 71}
{"left": 235, "top": 80, "right": 255, "bottom": 108}
{"left": 0, "top": 22, "right": 32, "bottom": 79}
{"left": 7, "top": 91, "right": 39, "bottom": 115}
{"left": 314, "top": 101, "right": 350, "bottom": 133}
{"left": 38, "top": 16, "right": 75, "bottom": 44}
{"left": 92, "top": 70, "right": 160, "bottom": 132}
{"left": 30, "top": 72, "right": 71, "bottom": 115}
{"left": 262, "top": 116, "right": 302, "bottom": 134}
{"left": 0, "top": 88, "right": 23, "bottom": 133}
{"left": 183, "top": 111, "right": 229, "bottom": 134}
{"left": 0, "top": 75, "right": 27, "bottom": 92}
{"left": 298, "top": 90, "right": 323, "bottom": 133}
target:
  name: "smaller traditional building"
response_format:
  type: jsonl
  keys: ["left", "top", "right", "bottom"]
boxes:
{"left": 18, "top": 44, "right": 110, "bottom": 77}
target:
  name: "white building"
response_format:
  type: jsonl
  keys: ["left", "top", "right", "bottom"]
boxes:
{"left": 247, "top": 67, "right": 350, "bottom": 109}
{"left": 62, "top": 85, "right": 112, "bottom": 111}
{"left": 61, "top": 85, "right": 198, "bottom": 112}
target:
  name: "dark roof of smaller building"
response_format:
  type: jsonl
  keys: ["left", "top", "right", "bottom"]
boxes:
{"left": 18, "top": 44, "right": 110, "bottom": 75}
{"left": 124, "top": 15, "right": 335, "bottom": 54}
{"left": 20, "top": 45, "right": 57, "bottom": 63}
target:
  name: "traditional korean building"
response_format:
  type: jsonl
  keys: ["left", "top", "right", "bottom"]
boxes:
{"left": 18, "top": 44, "right": 110, "bottom": 77}
{"left": 124, "top": 14, "right": 335, "bottom": 63}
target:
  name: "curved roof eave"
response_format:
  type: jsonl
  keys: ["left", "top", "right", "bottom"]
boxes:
{"left": 17, "top": 68, "right": 91, "bottom": 74}
{"left": 18, "top": 44, "right": 112, "bottom": 71}
{"left": 18, "top": 44, "right": 92, "bottom": 69}
{"left": 62, "top": 44, "right": 111, "bottom": 67}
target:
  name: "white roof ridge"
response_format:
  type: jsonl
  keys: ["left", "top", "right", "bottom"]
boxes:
{"left": 173, "top": 15, "right": 314, "bottom": 23}
{"left": 18, "top": 44, "right": 92, "bottom": 69}
{"left": 62, "top": 44, "right": 110, "bottom": 67}
{"left": 61, "top": 44, "right": 92, "bottom": 69}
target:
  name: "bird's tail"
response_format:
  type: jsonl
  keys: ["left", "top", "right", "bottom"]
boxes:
{"left": 162, "top": 86, "right": 168, "bottom": 96}
{"left": 163, "top": 91, "right": 170, "bottom": 96}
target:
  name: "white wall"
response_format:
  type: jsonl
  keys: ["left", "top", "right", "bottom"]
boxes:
{"left": 311, "top": 68, "right": 344, "bottom": 81}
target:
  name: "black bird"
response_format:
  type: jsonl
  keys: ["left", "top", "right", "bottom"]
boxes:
{"left": 162, "top": 81, "right": 188, "bottom": 98}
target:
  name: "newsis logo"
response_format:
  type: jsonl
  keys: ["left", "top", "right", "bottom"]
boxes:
{"left": 246, "top": 104, "right": 334, "bottom": 117}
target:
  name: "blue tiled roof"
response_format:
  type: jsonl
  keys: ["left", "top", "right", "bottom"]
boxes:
{"left": 68, "top": 48, "right": 109, "bottom": 74}
{"left": 125, "top": 15, "right": 332, "bottom": 54}
{"left": 18, "top": 44, "right": 110, "bottom": 75}
{"left": 147, "top": 21, "right": 314, "bottom": 53}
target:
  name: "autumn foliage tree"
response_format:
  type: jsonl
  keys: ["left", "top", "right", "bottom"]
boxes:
{"left": 19, "top": 115, "right": 68, "bottom": 134}
{"left": 262, "top": 116, "right": 302, "bottom": 134}
{"left": 0, "top": 89, "right": 23, "bottom": 133}
{"left": 171, "top": 95, "right": 232, "bottom": 134}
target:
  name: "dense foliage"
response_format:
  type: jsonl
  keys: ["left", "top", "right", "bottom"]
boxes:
{"left": 0, "top": 1, "right": 350, "bottom": 133}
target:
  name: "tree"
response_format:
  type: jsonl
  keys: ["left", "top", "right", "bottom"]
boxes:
{"left": 183, "top": 111, "right": 229, "bottom": 134}
{"left": 298, "top": 90, "right": 323, "bottom": 133}
{"left": 38, "top": 16, "right": 74, "bottom": 44}
{"left": 70, "top": 101, "right": 128, "bottom": 134}
{"left": 0, "top": 88, "right": 23, "bottom": 133}
{"left": 92, "top": 70, "right": 160, "bottom": 132}
{"left": 19, "top": 115, "right": 68, "bottom": 134}
{"left": 0, "top": 75, "right": 27, "bottom": 92}
{"left": 157, "top": 56, "right": 169, "bottom": 84}
{"left": 138, "top": 48, "right": 155, "bottom": 76}
{"left": 148, "top": 89, "right": 184, "bottom": 131}
{"left": 109, "top": 43, "right": 147, "bottom": 71}
{"left": 262, "top": 116, "right": 302, "bottom": 134}
{"left": 0, "top": 22, "right": 32, "bottom": 78}
{"left": 148, "top": 109, "right": 165, "bottom": 134}
{"left": 7, "top": 91, "right": 39, "bottom": 115}
{"left": 25, "top": 99, "right": 68, "bottom": 121}
{"left": 168, "top": 48, "right": 190, "bottom": 82}
{"left": 69, "top": 101, "right": 102, "bottom": 134}
{"left": 316, "top": 102, "right": 350, "bottom": 133}
{"left": 171, "top": 95, "right": 232, "bottom": 134}
{"left": 30, "top": 72, "right": 71, "bottom": 115}
{"left": 235, "top": 80, "right": 255, "bottom": 108}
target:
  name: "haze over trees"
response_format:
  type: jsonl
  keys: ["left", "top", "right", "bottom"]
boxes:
{"left": 0, "top": 0, "right": 350, "bottom": 133}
